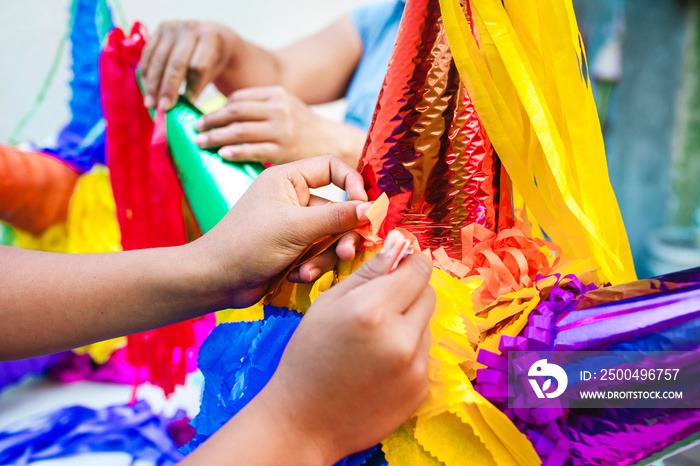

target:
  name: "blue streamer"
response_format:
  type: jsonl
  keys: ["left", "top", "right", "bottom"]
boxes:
{"left": 0, "top": 400, "right": 185, "bottom": 465}
{"left": 0, "top": 352, "right": 69, "bottom": 393}
{"left": 187, "top": 306, "right": 383, "bottom": 465}
{"left": 185, "top": 309, "right": 300, "bottom": 452}
{"left": 41, "top": 0, "right": 113, "bottom": 172}
{"left": 338, "top": 446, "right": 387, "bottom": 466}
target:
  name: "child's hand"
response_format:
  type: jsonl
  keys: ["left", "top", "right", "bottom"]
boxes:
{"left": 193, "top": 155, "right": 370, "bottom": 308}
{"left": 141, "top": 20, "right": 237, "bottom": 110}
{"left": 184, "top": 230, "right": 435, "bottom": 465}
{"left": 258, "top": 230, "right": 435, "bottom": 463}
{"left": 193, "top": 86, "right": 367, "bottom": 167}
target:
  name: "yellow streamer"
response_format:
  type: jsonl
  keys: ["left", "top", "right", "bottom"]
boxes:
{"left": 388, "top": 271, "right": 540, "bottom": 466}
{"left": 14, "top": 223, "right": 69, "bottom": 253}
{"left": 216, "top": 302, "right": 265, "bottom": 324}
{"left": 64, "top": 165, "right": 122, "bottom": 254}
{"left": 439, "top": 0, "right": 636, "bottom": 285}
{"left": 383, "top": 422, "right": 444, "bottom": 466}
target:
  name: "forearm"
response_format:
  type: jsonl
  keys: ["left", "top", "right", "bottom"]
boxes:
{"left": 180, "top": 392, "right": 328, "bottom": 466}
{"left": 180, "top": 242, "right": 436, "bottom": 466}
{"left": 214, "top": 35, "right": 284, "bottom": 96}
{"left": 213, "top": 38, "right": 332, "bottom": 100}
{"left": 0, "top": 242, "right": 229, "bottom": 360}
{"left": 215, "top": 15, "right": 362, "bottom": 105}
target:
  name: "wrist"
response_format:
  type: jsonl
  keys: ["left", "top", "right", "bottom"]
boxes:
{"left": 254, "top": 386, "right": 334, "bottom": 466}
{"left": 191, "top": 387, "right": 332, "bottom": 466}
{"left": 213, "top": 26, "right": 244, "bottom": 94}
{"left": 220, "top": 26, "right": 241, "bottom": 70}
{"left": 180, "top": 235, "right": 242, "bottom": 312}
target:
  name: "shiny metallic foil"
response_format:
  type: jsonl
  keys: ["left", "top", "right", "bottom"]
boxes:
{"left": 358, "top": 0, "right": 507, "bottom": 258}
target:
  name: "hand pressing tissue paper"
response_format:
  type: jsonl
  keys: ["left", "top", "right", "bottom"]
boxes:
{"left": 181, "top": 230, "right": 436, "bottom": 466}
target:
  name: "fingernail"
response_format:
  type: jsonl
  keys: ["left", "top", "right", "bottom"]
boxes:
{"left": 304, "top": 268, "right": 320, "bottom": 282}
{"left": 194, "top": 119, "right": 204, "bottom": 131}
{"left": 346, "top": 242, "right": 356, "bottom": 258}
{"left": 144, "top": 95, "right": 155, "bottom": 108}
{"left": 356, "top": 202, "right": 372, "bottom": 222}
{"left": 219, "top": 147, "right": 238, "bottom": 159}
{"left": 195, "top": 135, "right": 207, "bottom": 147}
{"left": 379, "top": 230, "right": 401, "bottom": 256}
{"left": 158, "top": 97, "right": 171, "bottom": 110}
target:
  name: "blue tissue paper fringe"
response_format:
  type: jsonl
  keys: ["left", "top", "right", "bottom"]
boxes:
{"left": 0, "top": 400, "right": 185, "bottom": 465}
{"left": 42, "top": 0, "right": 113, "bottom": 172}
{"left": 0, "top": 352, "right": 69, "bottom": 393}
{"left": 186, "top": 305, "right": 385, "bottom": 465}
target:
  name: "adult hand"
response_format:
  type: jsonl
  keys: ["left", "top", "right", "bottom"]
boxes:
{"left": 195, "top": 155, "right": 370, "bottom": 308}
{"left": 259, "top": 230, "right": 435, "bottom": 463}
{"left": 194, "top": 86, "right": 366, "bottom": 166}
{"left": 140, "top": 20, "right": 237, "bottom": 110}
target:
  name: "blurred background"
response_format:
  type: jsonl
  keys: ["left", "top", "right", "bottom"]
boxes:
{"left": 1, "top": 0, "right": 699, "bottom": 278}
{"left": 574, "top": 0, "right": 700, "bottom": 280}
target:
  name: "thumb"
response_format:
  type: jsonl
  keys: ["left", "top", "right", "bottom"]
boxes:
{"left": 295, "top": 200, "right": 372, "bottom": 243}
{"left": 331, "top": 230, "right": 407, "bottom": 295}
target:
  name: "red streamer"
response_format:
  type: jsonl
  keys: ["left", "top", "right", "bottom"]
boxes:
{"left": 100, "top": 23, "right": 207, "bottom": 397}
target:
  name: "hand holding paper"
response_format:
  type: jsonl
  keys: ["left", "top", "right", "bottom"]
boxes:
{"left": 184, "top": 230, "right": 436, "bottom": 465}
{"left": 195, "top": 155, "right": 370, "bottom": 308}
{"left": 141, "top": 20, "right": 237, "bottom": 110}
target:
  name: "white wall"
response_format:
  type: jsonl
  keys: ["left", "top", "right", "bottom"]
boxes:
{"left": 0, "top": 0, "right": 372, "bottom": 144}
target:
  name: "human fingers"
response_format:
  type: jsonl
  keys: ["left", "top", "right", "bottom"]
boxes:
{"left": 341, "top": 248, "right": 433, "bottom": 316}
{"left": 185, "top": 30, "right": 221, "bottom": 101}
{"left": 305, "top": 194, "right": 368, "bottom": 211}
{"left": 398, "top": 283, "right": 436, "bottom": 344}
{"left": 332, "top": 202, "right": 372, "bottom": 262}
{"left": 307, "top": 194, "right": 332, "bottom": 207}
{"left": 287, "top": 250, "right": 337, "bottom": 283}
{"left": 228, "top": 86, "right": 283, "bottom": 102}
{"left": 195, "top": 121, "right": 275, "bottom": 149}
{"left": 195, "top": 102, "right": 270, "bottom": 132}
{"left": 330, "top": 230, "right": 407, "bottom": 295}
{"left": 286, "top": 222, "right": 363, "bottom": 283}
{"left": 286, "top": 200, "right": 364, "bottom": 283}
{"left": 158, "top": 28, "right": 198, "bottom": 110}
{"left": 143, "top": 29, "right": 177, "bottom": 109}
{"left": 290, "top": 201, "right": 370, "bottom": 248}
{"left": 335, "top": 231, "right": 362, "bottom": 262}
{"left": 218, "top": 143, "right": 278, "bottom": 162}
{"left": 284, "top": 155, "right": 367, "bottom": 203}
{"left": 140, "top": 25, "right": 163, "bottom": 81}
{"left": 285, "top": 193, "right": 339, "bottom": 282}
